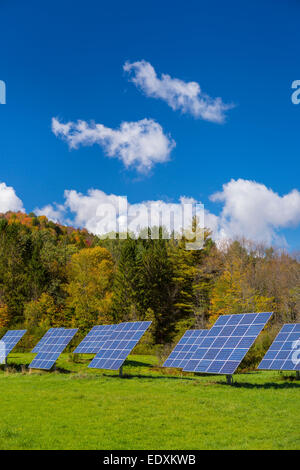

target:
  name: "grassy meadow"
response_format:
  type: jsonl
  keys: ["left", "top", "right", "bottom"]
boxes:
{"left": 0, "top": 353, "right": 299, "bottom": 450}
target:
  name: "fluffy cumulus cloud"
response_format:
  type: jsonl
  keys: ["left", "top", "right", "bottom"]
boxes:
{"left": 52, "top": 117, "right": 175, "bottom": 173}
{"left": 31, "top": 180, "right": 300, "bottom": 247}
{"left": 124, "top": 60, "right": 233, "bottom": 123}
{"left": 64, "top": 188, "right": 126, "bottom": 233}
{"left": 210, "top": 179, "right": 300, "bottom": 245}
{"left": 0, "top": 182, "right": 24, "bottom": 213}
{"left": 34, "top": 203, "right": 65, "bottom": 223}
{"left": 61, "top": 189, "right": 204, "bottom": 238}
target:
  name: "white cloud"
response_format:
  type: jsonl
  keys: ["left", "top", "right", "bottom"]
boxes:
{"left": 62, "top": 189, "right": 203, "bottom": 237}
{"left": 124, "top": 60, "right": 233, "bottom": 123}
{"left": 34, "top": 179, "right": 300, "bottom": 247}
{"left": 52, "top": 117, "right": 175, "bottom": 173}
{"left": 210, "top": 179, "right": 300, "bottom": 245}
{"left": 64, "top": 188, "right": 126, "bottom": 234}
{"left": 34, "top": 203, "right": 65, "bottom": 223}
{"left": 0, "top": 182, "right": 24, "bottom": 213}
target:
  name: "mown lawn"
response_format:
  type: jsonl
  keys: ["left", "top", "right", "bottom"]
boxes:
{"left": 0, "top": 353, "right": 299, "bottom": 450}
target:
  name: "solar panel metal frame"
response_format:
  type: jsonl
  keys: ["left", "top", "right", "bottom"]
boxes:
{"left": 74, "top": 324, "right": 116, "bottom": 354}
{"left": 88, "top": 321, "right": 152, "bottom": 370}
{"left": 183, "top": 312, "right": 272, "bottom": 375}
{"left": 163, "top": 329, "right": 208, "bottom": 369}
{"left": 0, "top": 329, "right": 26, "bottom": 363}
{"left": 258, "top": 323, "right": 300, "bottom": 371}
{"left": 29, "top": 328, "right": 78, "bottom": 370}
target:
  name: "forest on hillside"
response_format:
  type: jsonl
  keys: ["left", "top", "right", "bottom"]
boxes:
{"left": 0, "top": 211, "right": 299, "bottom": 368}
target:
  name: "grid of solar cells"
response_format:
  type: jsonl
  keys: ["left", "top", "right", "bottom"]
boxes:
{"left": 89, "top": 321, "right": 152, "bottom": 370}
{"left": 32, "top": 328, "right": 64, "bottom": 353}
{"left": 183, "top": 312, "right": 272, "bottom": 375}
{"left": 74, "top": 324, "right": 116, "bottom": 353}
{"left": 258, "top": 323, "right": 300, "bottom": 371}
{"left": 0, "top": 330, "right": 26, "bottom": 362}
{"left": 163, "top": 330, "right": 208, "bottom": 369}
{"left": 29, "top": 328, "right": 78, "bottom": 370}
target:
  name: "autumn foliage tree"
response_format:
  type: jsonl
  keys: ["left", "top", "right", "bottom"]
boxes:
{"left": 209, "top": 241, "right": 274, "bottom": 324}
{"left": 0, "top": 304, "right": 10, "bottom": 328}
{"left": 65, "top": 246, "right": 114, "bottom": 330}
{"left": 24, "top": 293, "right": 59, "bottom": 329}
{"left": 0, "top": 211, "right": 299, "bottom": 361}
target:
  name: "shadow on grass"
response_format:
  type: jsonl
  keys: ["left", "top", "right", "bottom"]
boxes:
{"left": 0, "top": 362, "right": 26, "bottom": 373}
{"left": 215, "top": 376, "right": 300, "bottom": 389}
{"left": 231, "top": 381, "right": 300, "bottom": 389}
{"left": 1, "top": 362, "right": 72, "bottom": 375}
{"left": 124, "top": 359, "right": 153, "bottom": 368}
{"left": 53, "top": 367, "right": 72, "bottom": 374}
{"left": 102, "top": 372, "right": 196, "bottom": 381}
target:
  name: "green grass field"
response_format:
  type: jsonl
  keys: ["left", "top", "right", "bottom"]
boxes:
{"left": 0, "top": 353, "right": 299, "bottom": 450}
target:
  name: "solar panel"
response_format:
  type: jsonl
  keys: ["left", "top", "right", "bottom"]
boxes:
{"left": 88, "top": 321, "right": 152, "bottom": 370}
{"left": 258, "top": 323, "right": 300, "bottom": 371}
{"left": 32, "top": 328, "right": 64, "bottom": 353}
{"left": 0, "top": 330, "right": 27, "bottom": 363}
{"left": 74, "top": 324, "right": 116, "bottom": 354}
{"left": 29, "top": 328, "right": 78, "bottom": 370}
{"left": 183, "top": 312, "right": 272, "bottom": 375}
{"left": 163, "top": 329, "right": 208, "bottom": 369}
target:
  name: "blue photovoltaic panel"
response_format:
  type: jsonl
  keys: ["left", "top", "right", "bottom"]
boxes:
{"left": 29, "top": 328, "right": 78, "bottom": 370}
{"left": 0, "top": 330, "right": 26, "bottom": 362}
{"left": 183, "top": 312, "right": 272, "bottom": 375}
{"left": 32, "top": 328, "right": 64, "bottom": 353}
{"left": 258, "top": 323, "right": 300, "bottom": 371}
{"left": 89, "top": 321, "right": 152, "bottom": 370}
{"left": 74, "top": 324, "right": 116, "bottom": 353}
{"left": 163, "top": 330, "right": 208, "bottom": 369}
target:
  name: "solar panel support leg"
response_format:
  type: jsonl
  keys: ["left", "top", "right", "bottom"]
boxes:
{"left": 226, "top": 375, "right": 233, "bottom": 385}
{"left": 296, "top": 371, "right": 300, "bottom": 380}
{"left": 119, "top": 366, "right": 123, "bottom": 378}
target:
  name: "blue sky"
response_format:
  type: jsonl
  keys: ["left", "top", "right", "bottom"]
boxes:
{"left": 1, "top": 0, "right": 300, "bottom": 249}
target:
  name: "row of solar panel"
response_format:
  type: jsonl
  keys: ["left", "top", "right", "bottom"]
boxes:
{"left": 0, "top": 321, "right": 152, "bottom": 371}
{"left": 163, "top": 313, "right": 274, "bottom": 374}
{"left": 259, "top": 323, "right": 300, "bottom": 372}
{"left": 163, "top": 315, "right": 300, "bottom": 374}
{"left": 1, "top": 314, "right": 299, "bottom": 374}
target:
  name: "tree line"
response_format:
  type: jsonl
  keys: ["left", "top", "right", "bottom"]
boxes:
{"left": 0, "top": 211, "right": 299, "bottom": 368}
